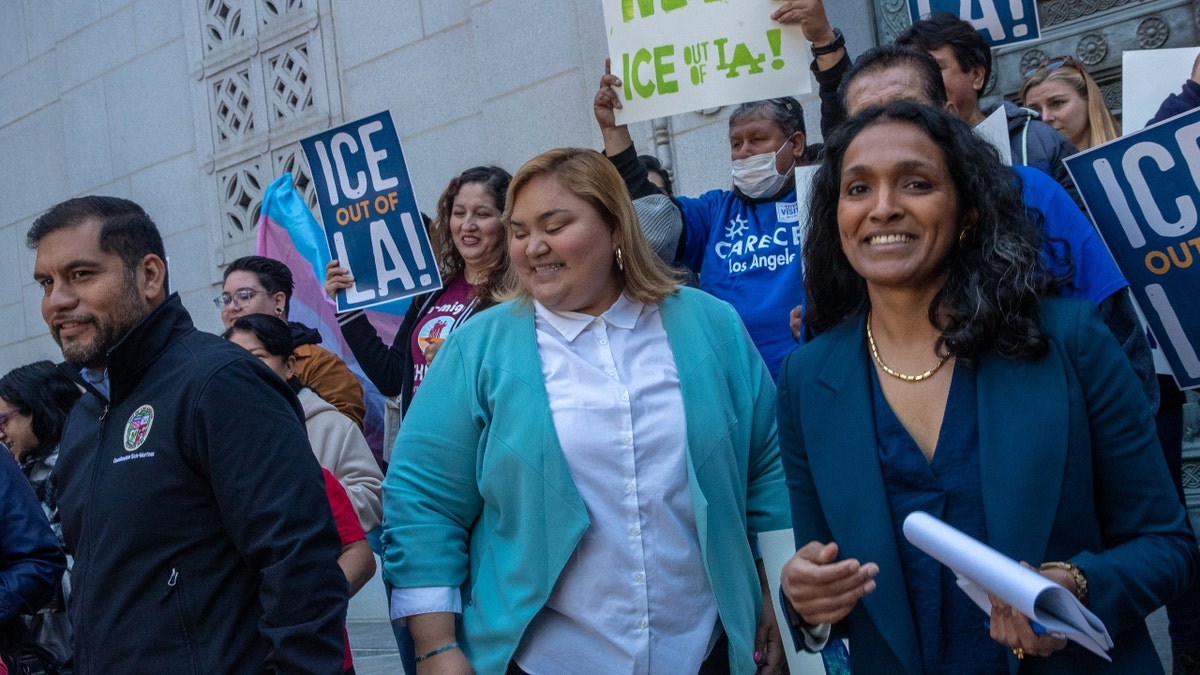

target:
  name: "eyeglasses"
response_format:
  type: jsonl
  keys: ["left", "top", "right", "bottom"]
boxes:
{"left": 213, "top": 288, "right": 265, "bottom": 310}
{"left": 0, "top": 408, "right": 24, "bottom": 429}
{"left": 1022, "top": 55, "right": 1081, "bottom": 80}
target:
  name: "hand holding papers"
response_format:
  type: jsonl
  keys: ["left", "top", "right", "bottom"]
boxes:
{"left": 902, "top": 511, "right": 1114, "bottom": 661}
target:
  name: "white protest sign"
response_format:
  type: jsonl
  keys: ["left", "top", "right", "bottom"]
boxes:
{"left": 602, "top": 0, "right": 811, "bottom": 125}
{"left": 1122, "top": 47, "right": 1200, "bottom": 133}
{"left": 974, "top": 106, "right": 1013, "bottom": 165}
{"left": 759, "top": 529, "right": 836, "bottom": 675}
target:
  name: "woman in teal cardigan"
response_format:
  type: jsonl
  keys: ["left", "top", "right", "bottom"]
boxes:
{"left": 382, "top": 148, "right": 791, "bottom": 674}
{"left": 778, "top": 102, "right": 1197, "bottom": 673}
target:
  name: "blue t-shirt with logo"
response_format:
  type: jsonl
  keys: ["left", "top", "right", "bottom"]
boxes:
{"left": 678, "top": 188, "right": 804, "bottom": 379}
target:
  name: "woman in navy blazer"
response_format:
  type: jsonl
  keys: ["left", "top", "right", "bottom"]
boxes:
{"left": 778, "top": 102, "right": 1197, "bottom": 674}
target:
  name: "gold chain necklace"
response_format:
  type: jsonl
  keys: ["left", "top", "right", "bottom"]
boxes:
{"left": 866, "top": 311, "right": 950, "bottom": 383}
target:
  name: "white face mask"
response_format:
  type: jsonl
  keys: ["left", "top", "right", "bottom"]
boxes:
{"left": 731, "top": 138, "right": 795, "bottom": 199}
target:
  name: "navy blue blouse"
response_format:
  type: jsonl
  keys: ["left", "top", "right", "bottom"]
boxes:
{"left": 871, "top": 364, "right": 1008, "bottom": 675}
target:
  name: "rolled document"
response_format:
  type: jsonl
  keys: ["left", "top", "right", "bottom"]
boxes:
{"left": 902, "top": 511, "right": 1113, "bottom": 660}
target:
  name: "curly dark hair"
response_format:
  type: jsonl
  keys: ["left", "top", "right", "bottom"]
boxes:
{"left": 804, "top": 102, "right": 1061, "bottom": 361}
{"left": 428, "top": 166, "right": 512, "bottom": 306}
{"left": 0, "top": 361, "right": 82, "bottom": 462}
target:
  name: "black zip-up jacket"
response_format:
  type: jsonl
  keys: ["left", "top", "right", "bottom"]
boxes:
{"left": 53, "top": 295, "right": 347, "bottom": 675}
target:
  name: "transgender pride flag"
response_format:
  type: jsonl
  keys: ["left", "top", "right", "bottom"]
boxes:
{"left": 256, "top": 173, "right": 409, "bottom": 459}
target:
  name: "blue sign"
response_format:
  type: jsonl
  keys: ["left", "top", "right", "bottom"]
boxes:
{"left": 907, "top": 0, "right": 1040, "bottom": 48}
{"left": 1065, "top": 108, "right": 1200, "bottom": 390}
{"left": 301, "top": 111, "right": 441, "bottom": 312}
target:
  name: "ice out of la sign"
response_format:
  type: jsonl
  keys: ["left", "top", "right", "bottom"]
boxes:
{"left": 301, "top": 112, "right": 442, "bottom": 313}
{"left": 1065, "top": 108, "right": 1200, "bottom": 390}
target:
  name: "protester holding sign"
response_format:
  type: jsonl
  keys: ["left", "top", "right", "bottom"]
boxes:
{"left": 778, "top": 101, "right": 1197, "bottom": 674}
{"left": 324, "top": 165, "right": 511, "bottom": 459}
{"left": 1061, "top": 61, "right": 1200, "bottom": 672}
{"left": 593, "top": 63, "right": 808, "bottom": 379}
{"left": 1020, "top": 55, "right": 1118, "bottom": 153}
{"left": 384, "top": 148, "right": 789, "bottom": 674}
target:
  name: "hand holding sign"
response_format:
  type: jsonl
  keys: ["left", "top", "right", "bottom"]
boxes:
{"left": 770, "top": 0, "right": 837, "bottom": 46}
{"left": 602, "top": 0, "right": 810, "bottom": 125}
{"left": 302, "top": 112, "right": 442, "bottom": 313}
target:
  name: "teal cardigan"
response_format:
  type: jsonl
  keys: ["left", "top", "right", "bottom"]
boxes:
{"left": 382, "top": 287, "right": 791, "bottom": 674}
{"left": 779, "top": 297, "right": 1198, "bottom": 674}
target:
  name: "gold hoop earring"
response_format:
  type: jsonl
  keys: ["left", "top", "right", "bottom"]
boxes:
{"left": 615, "top": 247, "right": 624, "bottom": 271}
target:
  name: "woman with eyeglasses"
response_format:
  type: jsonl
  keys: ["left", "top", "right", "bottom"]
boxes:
{"left": 218, "top": 255, "right": 368, "bottom": 432}
{"left": 324, "top": 165, "right": 511, "bottom": 459}
{"left": 1019, "top": 56, "right": 1118, "bottom": 153}
{"left": 0, "top": 360, "right": 82, "bottom": 666}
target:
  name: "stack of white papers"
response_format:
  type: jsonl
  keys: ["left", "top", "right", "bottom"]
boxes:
{"left": 902, "top": 511, "right": 1113, "bottom": 660}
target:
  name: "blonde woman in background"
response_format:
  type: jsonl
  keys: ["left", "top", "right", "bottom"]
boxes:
{"left": 1020, "top": 55, "right": 1118, "bottom": 152}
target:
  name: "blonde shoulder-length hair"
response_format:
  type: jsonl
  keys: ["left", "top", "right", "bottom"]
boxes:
{"left": 1019, "top": 60, "right": 1118, "bottom": 151}
{"left": 497, "top": 147, "right": 680, "bottom": 306}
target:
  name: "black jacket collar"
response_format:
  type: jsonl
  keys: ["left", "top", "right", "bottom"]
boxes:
{"left": 60, "top": 294, "right": 195, "bottom": 405}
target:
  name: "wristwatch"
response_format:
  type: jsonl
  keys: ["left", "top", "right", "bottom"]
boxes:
{"left": 811, "top": 28, "right": 845, "bottom": 57}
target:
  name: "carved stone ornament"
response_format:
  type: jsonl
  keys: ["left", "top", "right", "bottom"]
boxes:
{"left": 1041, "top": 0, "right": 1138, "bottom": 28}
{"left": 1136, "top": 16, "right": 1170, "bottom": 50}
{"left": 1076, "top": 34, "right": 1109, "bottom": 66}
{"left": 1020, "top": 49, "right": 1051, "bottom": 77}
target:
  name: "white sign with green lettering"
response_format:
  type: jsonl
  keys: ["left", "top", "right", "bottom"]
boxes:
{"left": 603, "top": 0, "right": 811, "bottom": 125}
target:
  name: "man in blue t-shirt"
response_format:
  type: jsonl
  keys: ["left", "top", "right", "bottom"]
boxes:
{"left": 594, "top": 62, "right": 809, "bottom": 379}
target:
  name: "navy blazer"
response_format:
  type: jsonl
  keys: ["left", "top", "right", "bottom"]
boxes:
{"left": 778, "top": 298, "right": 1197, "bottom": 674}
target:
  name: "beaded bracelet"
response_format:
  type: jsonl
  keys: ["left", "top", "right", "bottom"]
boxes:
{"left": 414, "top": 641, "right": 460, "bottom": 663}
{"left": 1039, "top": 561, "right": 1088, "bottom": 605}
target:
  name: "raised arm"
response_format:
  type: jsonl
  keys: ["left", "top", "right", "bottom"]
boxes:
{"left": 593, "top": 57, "right": 635, "bottom": 157}
{"left": 772, "top": 0, "right": 850, "bottom": 138}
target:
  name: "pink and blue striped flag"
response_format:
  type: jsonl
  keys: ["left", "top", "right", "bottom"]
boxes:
{"left": 256, "top": 173, "right": 409, "bottom": 459}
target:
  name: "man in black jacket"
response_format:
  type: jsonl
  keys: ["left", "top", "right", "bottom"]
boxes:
{"left": 29, "top": 196, "right": 348, "bottom": 675}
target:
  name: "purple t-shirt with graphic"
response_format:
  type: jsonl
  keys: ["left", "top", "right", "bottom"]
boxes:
{"left": 410, "top": 275, "right": 475, "bottom": 397}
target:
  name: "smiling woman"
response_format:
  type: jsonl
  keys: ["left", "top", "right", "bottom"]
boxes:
{"left": 502, "top": 148, "right": 676, "bottom": 315}
{"left": 323, "top": 166, "right": 512, "bottom": 457}
{"left": 778, "top": 102, "right": 1198, "bottom": 674}
{"left": 381, "top": 148, "right": 791, "bottom": 675}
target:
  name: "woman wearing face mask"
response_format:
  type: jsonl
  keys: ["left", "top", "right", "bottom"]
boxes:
{"left": 594, "top": 62, "right": 808, "bottom": 378}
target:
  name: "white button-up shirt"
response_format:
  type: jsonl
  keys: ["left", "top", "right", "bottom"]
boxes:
{"left": 513, "top": 294, "right": 719, "bottom": 674}
{"left": 392, "top": 293, "right": 719, "bottom": 674}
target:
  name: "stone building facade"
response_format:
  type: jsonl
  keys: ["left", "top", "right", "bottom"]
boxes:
{"left": 0, "top": 0, "right": 1195, "bottom": 520}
